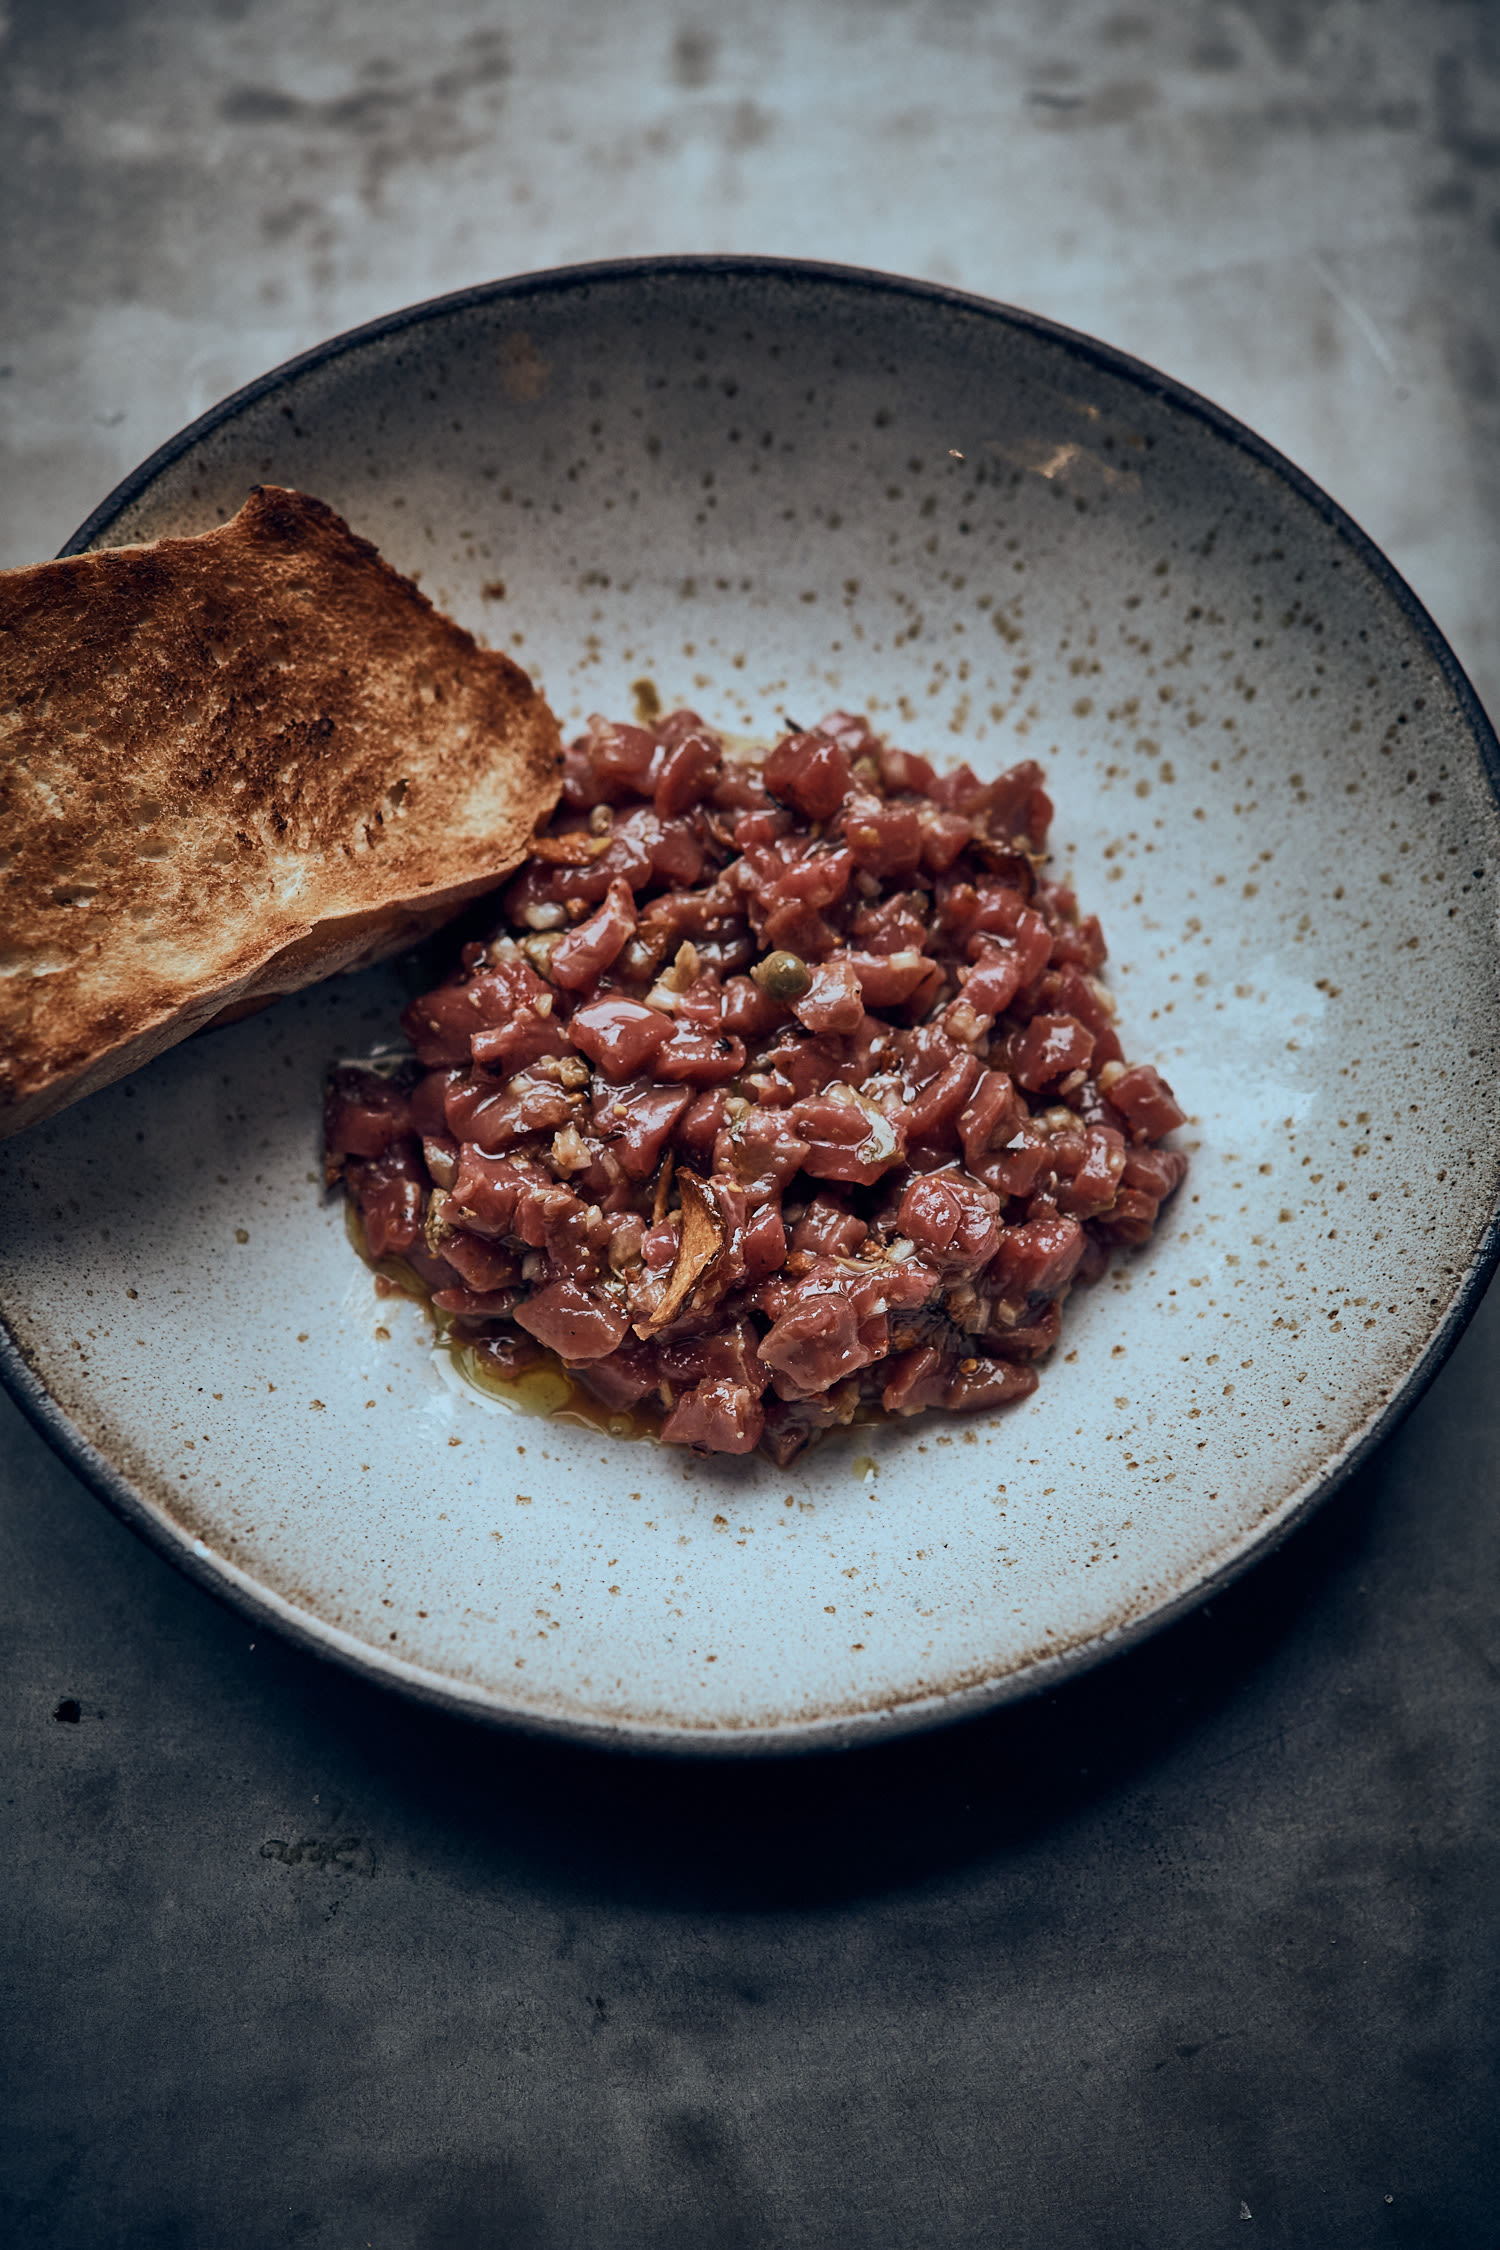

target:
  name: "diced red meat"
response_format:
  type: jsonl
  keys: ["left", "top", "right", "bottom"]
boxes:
{"left": 560, "top": 743, "right": 608, "bottom": 812}
{"left": 897, "top": 1173, "right": 1003, "bottom": 1272}
{"left": 775, "top": 843, "right": 854, "bottom": 911}
{"left": 661, "top": 1381, "right": 764, "bottom": 1454}
{"left": 758, "top": 1290, "right": 875, "bottom": 1397}
{"left": 650, "top": 817, "right": 705, "bottom": 888}
{"left": 843, "top": 950, "right": 932, "bottom": 1008}
{"left": 957, "top": 1070, "right": 1024, "bottom": 1174}
{"left": 972, "top": 883, "right": 1029, "bottom": 938}
{"left": 906, "top": 1048, "right": 983, "bottom": 1143}
{"left": 759, "top": 1390, "right": 855, "bottom": 1466}
{"left": 793, "top": 957, "right": 865, "bottom": 1035}
{"left": 445, "top": 1074, "right": 579, "bottom": 1152}
{"left": 1009, "top": 1014, "right": 1096, "bottom": 1093}
{"left": 522, "top": 817, "right": 658, "bottom": 911}
{"left": 470, "top": 1007, "right": 570, "bottom": 1074}
{"left": 346, "top": 1146, "right": 426, "bottom": 1259}
{"left": 592, "top": 1079, "right": 695, "bottom": 1181}
{"left": 330, "top": 703, "right": 1187, "bottom": 1462}
{"left": 1121, "top": 1144, "right": 1189, "bottom": 1200}
{"left": 987, "top": 1301, "right": 1062, "bottom": 1361}
{"left": 550, "top": 878, "right": 638, "bottom": 991}
{"left": 751, "top": 1023, "right": 866, "bottom": 1103}
{"left": 1093, "top": 1189, "right": 1160, "bottom": 1247}
{"left": 852, "top": 889, "right": 930, "bottom": 956}
{"left": 741, "top": 1201, "right": 787, "bottom": 1285}
{"left": 445, "top": 1147, "right": 524, "bottom": 1236}
{"left": 439, "top": 1231, "right": 522, "bottom": 1294}
{"left": 641, "top": 1222, "right": 676, "bottom": 1270}
{"left": 989, "top": 1212, "right": 1085, "bottom": 1305}
{"left": 401, "top": 955, "right": 551, "bottom": 1064}
{"left": 513, "top": 1276, "right": 630, "bottom": 1361}
{"left": 569, "top": 996, "right": 674, "bottom": 1080}
{"left": 978, "top": 1123, "right": 1052, "bottom": 1201}
{"left": 470, "top": 1330, "right": 544, "bottom": 1379}
{"left": 1076, "top": 1231, "right": 1112, "bottom": 1288}
{"left": 653, "top": 1028, "right": 747, "bottom": 1084}
{"left": 1106, "top": 1064, "right": 1187, "bottom": 1142}
{"left": 841, "top": 793, "right": 923, "bottom": 879}
{"left": 961, "top": 944, "right": 1026, "bottom": 1019}
{"left": 657, "top": 1319, "right": 770, "bottom": 1397}
{"left": 325, "top": 1070, "right": 413, "bottom": 1164}
{"left": 721, "top": 975, "right": 786, "bottom": 1037}
{"left": 715, "top": 1107, "right": 811, "bottom": 1197}
{"left": 446, "top": 1164, "right": 584, "bottom": 1258}
{"left": 432, "top": 1285, "right": 521, "bottom": 1319}
{"left": 792, "top": 1194, "right": 868, "bottom": 1258}
{"left": 677, "top": 1088, "right": 729, "bottom": 1168}
{"left": 654, "top": 732, "right": 721, "bottom": 818}
{"left": 932, "top": 756, "right": 1052, "bottom": 846}
{"left": 409, "top": 1068, "right": 464, "bottom": 1138}
{"left": 1048, "top": 910, "right": 1107, "bottom": 972}
{"left": 792, "top": 1089, "right": 905, "bottom": 1186}
{"left": 942, "top": 1357, "right": 1039, "bottom": 1413}
{"left": 880, "top": 1346, "right": 951, "bottom": 1417}
{"left": 919, "top": 808, "right": 974, "bottom": 873}
{"left": 764, "top": 730, "right": 852, "bottom": 820}
{"left": 519, "top": 1182, "right": 591, "bottom": 1260}
{"left": 1037, "top": 963, "right": 1122, "bottom": 1067}
{"left": 585, "top": 715, "right": 656, "bottom": 797}
{"left": 655, "top": 707, "right": 714, "bottom": 750}
{"left": 755, "top": 898, "right": 840, "bottom": 961}
{"left": 730, "top": 803, "right": 791, "bottom": 848}
{"left": 576, "top": 1338, "right": 660, "bottom": 1411}
{"left": 1054, "top": 1126, "right": 1128, "bottom": 1220}
{"left": 421, "top": 1133, "right": 460, "bottom": 1187}
{"left": 976, "top": 903, "right": 1053, "bottom": 982}
{"left": 876, "top": 743, "right": 937, "bottom": 793}
{"left": 400, "top": 983, "right": 488, "bottom": 1067}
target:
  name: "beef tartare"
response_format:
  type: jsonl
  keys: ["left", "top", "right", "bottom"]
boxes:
{"left": 325, "top": 708, "right": 1187, "bottom": 1464}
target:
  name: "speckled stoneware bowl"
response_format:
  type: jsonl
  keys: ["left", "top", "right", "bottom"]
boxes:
{"left": 4, "top": 259, "right": 1498, "bottom": 1752}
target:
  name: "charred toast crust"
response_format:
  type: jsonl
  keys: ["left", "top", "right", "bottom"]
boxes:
{"left": 0, "top": 486, "right": 563, "bottom": 1136}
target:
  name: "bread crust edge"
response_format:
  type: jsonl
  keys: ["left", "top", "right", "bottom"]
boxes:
{"left": 0, "top": 862, "right": 529, "bottom": 1139}
{"left": 1, "top": 485, "right": 565, "bottom": 1141}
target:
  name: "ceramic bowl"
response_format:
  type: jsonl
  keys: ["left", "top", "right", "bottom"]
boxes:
{"left": 4, "top": 259, "right": 1498, "bottom": 1752}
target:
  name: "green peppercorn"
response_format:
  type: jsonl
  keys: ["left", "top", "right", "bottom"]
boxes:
{"left": 751, "top": 949, "right": 811, "bottom": 1001}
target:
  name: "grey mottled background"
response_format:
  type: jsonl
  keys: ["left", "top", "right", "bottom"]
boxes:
{"left": 6, "top": 0, "right": 1500, "bottom": 716}
{"left": 3, "top": 4, "right": 1498, "bottom": 2246}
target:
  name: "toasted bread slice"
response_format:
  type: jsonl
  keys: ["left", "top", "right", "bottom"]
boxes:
{"left": 0, "top": 485, "right": 562, "bottom": 1138}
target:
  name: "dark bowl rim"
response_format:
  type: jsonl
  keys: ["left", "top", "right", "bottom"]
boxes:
{"left": 6, "top": 251, "right": 1498, "bottom": 1757}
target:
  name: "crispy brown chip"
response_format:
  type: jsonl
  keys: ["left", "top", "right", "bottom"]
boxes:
{"left": 637, "top": 1172, "right": 724, "bottom": 1334}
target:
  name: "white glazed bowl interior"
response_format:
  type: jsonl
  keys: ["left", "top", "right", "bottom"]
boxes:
{"left": 3, "top": 260, "right": 1498, "bottom": 1751}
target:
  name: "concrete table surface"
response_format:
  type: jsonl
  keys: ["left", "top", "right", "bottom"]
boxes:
{"left": 3, "top": 3, "right": 1497, "bottom": 2243}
